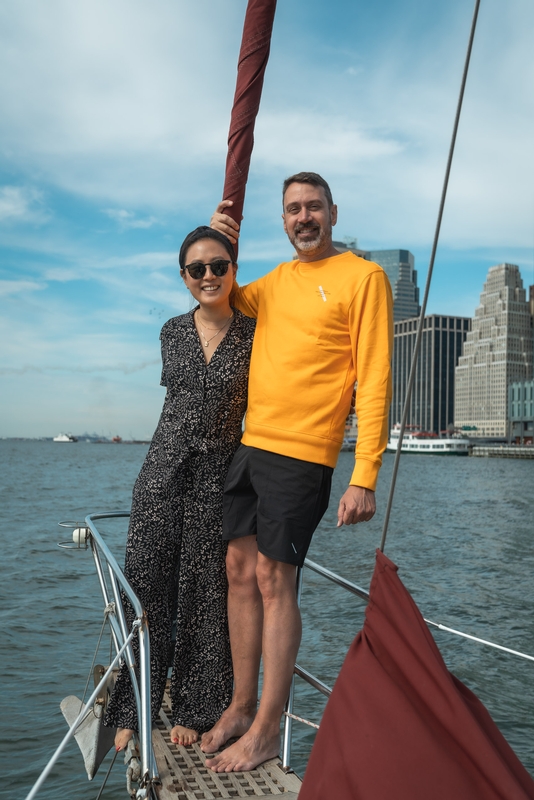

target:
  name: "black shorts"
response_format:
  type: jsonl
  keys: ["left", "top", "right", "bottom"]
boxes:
{"left": 222, "top": 444, "right": 333, "bottom": 567}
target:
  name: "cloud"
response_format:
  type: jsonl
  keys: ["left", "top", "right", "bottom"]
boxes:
{"left": 0, "top": 0, "right": 242, "bottom": 208}
{"left": 103, "top": 208, "right": 160, "bottom": 230}
{"left": 0, "top": 359, "right": 160, "bottom": 376}
{"left": 0, "top": 279, "right": 46, "bottom": 296}
{"left": 0, "top": 0, "right": 532, "bottom": 247}
{"left": 253, "top": 112, "right": 403, "bottom": 172}
{"left": 98, "top": 251, "right": 178, "bottom": 270}
{"left": 1, "top": 0, "right": 533, "bottom": 438}
{"left": 33, "top": 246, "right": 181, "bottom": 289}
{"left": 0, "top": 186, "right": 48, "bottom": 225}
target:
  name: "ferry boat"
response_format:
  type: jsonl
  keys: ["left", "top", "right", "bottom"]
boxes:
{"left": 52, "top": 433, "right": 78, "bottom": 443}
{"left": 386, "top": 424, "right": 469, "bottom": 455}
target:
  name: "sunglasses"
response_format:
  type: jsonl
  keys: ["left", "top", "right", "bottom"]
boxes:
{"left": 184, "top": 259, "right": 233, "bottom": 279}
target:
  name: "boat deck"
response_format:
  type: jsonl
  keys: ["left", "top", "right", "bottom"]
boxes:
{"left": 153, "top": 692, "right": 301, "bottom": 799}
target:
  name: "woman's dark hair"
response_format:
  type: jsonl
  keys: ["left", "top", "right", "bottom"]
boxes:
{"left": 179, "top": 226, "right": 237, "bottom": 271}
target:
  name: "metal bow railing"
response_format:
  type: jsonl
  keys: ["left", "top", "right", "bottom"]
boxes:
{"left": 26, "top": 512, "right": 156, "bottom": 800}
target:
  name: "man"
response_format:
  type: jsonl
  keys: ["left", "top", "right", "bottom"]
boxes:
{"left": 200, "top": 172, "right": 393, "bottom": 772}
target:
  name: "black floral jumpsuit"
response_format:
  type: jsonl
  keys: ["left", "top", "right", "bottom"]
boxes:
{"left": 105, "top": 308, "right": 255, "bottom": 733}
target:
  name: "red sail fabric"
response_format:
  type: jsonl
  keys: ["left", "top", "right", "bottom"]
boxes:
{"left": 223, "top": 0, "right": 277, "bottom": 250}
{"left": 299, "top": 549, "right": 534, "bottom": 800}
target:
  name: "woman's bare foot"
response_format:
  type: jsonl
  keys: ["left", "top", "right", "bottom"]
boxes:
{"left": 205, "top": 724, "right": 279, "bottom": 772}
{"left": 200, "top": 703, "right": 256, "bottom": 754}
{"left": 170, "top": 725, "right": 198, "bottom": 746}
{"left": 115, "top": 727, "right": 135, "bottom": 751}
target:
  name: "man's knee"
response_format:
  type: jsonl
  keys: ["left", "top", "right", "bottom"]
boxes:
{"left": 255, "top": 555, "right": 296, "bottom": 604}
{"left": 226, "top": 537, "right": 258, "bottom": 589}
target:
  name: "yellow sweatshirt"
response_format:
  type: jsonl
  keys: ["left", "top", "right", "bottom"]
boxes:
{"left": 233, "top": 251, "right": 393, "bottom": 491}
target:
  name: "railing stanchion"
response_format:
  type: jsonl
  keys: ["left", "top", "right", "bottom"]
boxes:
{"left": 138, "top": 621, "right": 153, "bottom": 783}
{"left": 282, "top": 566, "right": 304, "bottom": 770}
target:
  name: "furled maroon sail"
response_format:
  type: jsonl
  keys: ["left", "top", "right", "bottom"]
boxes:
{"left": 222, "top": 0, "right": 277, "bottom": 251}
{"left": 300, "top": 550, "right": 534, "bottom": 800}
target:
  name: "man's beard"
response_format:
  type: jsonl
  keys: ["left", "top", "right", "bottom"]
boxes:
{"left": 288, "top": 222, "right": 331, "bottom": 256}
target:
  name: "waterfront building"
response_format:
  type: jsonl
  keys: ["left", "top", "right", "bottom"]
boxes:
{"left": 454, "top": 264, "right": 533, "bottom": 438}
{"left": 509, "top": 380, "right": 534, "bottom": 444}
{"left": 344, "top": 412, "right": 358, "bottom": 442}
{"left": 332, "top": 239, "right": 368, "bottom": 258}
{"left": 391, "top": 315, "right": 470, "bottom": 434}
{"left": 333, "top": 242, "right": 420, "bottom": 321}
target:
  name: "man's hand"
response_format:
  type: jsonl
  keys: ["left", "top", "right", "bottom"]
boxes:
{"left": 337, "top": 485, "right": 376, "bottom": 526}
{"left": 210, "top": 200, "right": 241, "bottom": 245}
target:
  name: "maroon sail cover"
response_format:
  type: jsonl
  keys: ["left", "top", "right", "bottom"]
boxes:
{"left": 300, "top": 550, "right": 534, "bottom": 800}
{"left": 223, "top": 0, "right": 277, "bottom": 247}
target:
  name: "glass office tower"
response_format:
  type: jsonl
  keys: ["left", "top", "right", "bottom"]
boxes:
{"left": 366, "top": 249, "right": 420, "bottom": 322}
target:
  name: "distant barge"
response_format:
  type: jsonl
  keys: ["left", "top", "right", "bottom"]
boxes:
{"left": 470, "top": 445, "right": 534, "bottom": 459}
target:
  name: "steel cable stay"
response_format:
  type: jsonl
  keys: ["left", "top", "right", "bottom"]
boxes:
{"left": 380, "top": 0, "right": 481, "bottom": 553}
{"left": 76, "top": 607, "right": 123, "bottom": 799}
{"left": 79, "top": 602, "right": 116, "bottom": 715}
{"left": 94, "top": 749, "right": 119, "bottom": 800}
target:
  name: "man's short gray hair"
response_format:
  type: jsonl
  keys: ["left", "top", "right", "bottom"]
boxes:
{"left": 282, "top": 172, "right": 333, "bottom": 208}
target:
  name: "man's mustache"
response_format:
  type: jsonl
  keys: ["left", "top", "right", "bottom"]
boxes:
{"left": 295, "top": 223, "right": 320, "bottom": 234}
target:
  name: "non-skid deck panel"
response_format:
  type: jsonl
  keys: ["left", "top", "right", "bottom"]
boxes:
{"left": 153, "top": 692, "right": 301, "bottom": 800}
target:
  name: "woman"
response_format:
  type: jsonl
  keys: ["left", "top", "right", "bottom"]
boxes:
{"left": 105, "top": 226, "right": 255, "bottom": 749}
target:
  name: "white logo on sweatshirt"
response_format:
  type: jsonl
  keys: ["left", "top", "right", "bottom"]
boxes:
{"left": 318, "top": 285, "right": 327, "bottom": 302}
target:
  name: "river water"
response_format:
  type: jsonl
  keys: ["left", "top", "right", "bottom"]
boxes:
{"left": 1, "top": 439, "right": 533, "bottom": 798}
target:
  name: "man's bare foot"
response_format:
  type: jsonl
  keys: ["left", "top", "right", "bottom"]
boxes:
{"left": 170, "top": 724, "right": 198, "bottom": 746}
{"left": 115, "top": 727, "right": 134, "bottom": 751}
{"left": 200, "top": 704, "right": 256, "bottom": 754}
{"left": 205, "top": 725, "right": 279, "bottom": 772}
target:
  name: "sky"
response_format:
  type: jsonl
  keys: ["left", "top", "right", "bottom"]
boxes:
{"left": 1, "top": 0, "right": 533, "bottom": 438}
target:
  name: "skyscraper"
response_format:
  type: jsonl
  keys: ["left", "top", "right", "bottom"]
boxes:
{"left": 366, "top": 249, "right": 420, "bottom": 321}
{"left": 454, "top": 264, "right": 533, "bottom": 438}
{"left": 391, "top": 315, "right": 470, "bottom": 434}
{"left": 333, "top": 243, "right": 420, "bottom": 321}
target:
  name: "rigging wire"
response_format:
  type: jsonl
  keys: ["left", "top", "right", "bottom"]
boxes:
{"left": 380, "top": 0, "right": 481, "bottom": 553}
{"left": 94, "top": 748, "right": 119, "bottom": 800}
{"left": 79, "top": 602, "right": 115, "bottom": 714}
{"left": 425, "top": 620, "right": 534, "bottom": 662}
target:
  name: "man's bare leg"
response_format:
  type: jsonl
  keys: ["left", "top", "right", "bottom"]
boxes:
{"left": 206, "top": 553, "right": 301, "bottom": 772}
{"left": 201, "top": 536, "right": 263, "bottom": 753}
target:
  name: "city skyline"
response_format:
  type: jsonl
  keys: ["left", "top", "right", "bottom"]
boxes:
{"left": 1, "top": 0, "right": 533, "bottom": 438}
{"left": 455, "top": 264, "right": 533, "bottom": 437}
